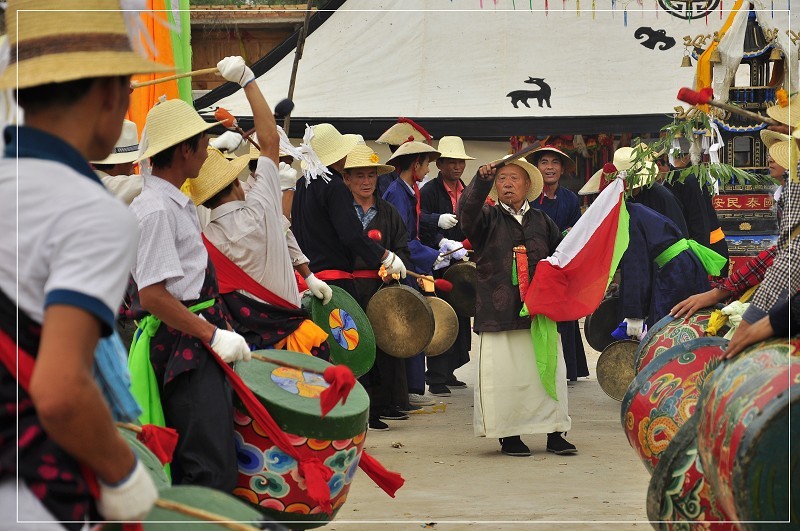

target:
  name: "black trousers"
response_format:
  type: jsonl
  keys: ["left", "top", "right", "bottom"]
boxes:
{"left": 359, "top": 349, "right": 410, "bottom": 417}
{"left": 558, "top": 320, "right": 589, "bottom": 381}
{"left": 162, "top": 351, "right": 238, "bottom": 491}
{"left": 425, "top": 315, "right": 472, "bottom": 385}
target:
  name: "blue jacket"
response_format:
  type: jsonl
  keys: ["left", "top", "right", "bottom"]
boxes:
{"left": 531, "top": 186, "right": 581, "bottom": 233}
{"left": 382, "top": 178, "right": 439, "bottom": 274}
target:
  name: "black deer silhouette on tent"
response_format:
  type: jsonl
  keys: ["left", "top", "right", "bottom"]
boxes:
{"left": 507, "top": 77, "right": 552, "bottom": 109}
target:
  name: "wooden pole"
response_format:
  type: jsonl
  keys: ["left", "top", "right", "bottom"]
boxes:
{"left": 130, "top": 68, "right": 219, "bottom": 89}
{"left": 153, "top": 499, "right": 261, "bottom": 531}
{"left": 283, "top": 0, "right": 315, "bottom": 133}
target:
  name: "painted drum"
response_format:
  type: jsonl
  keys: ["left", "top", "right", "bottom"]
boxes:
{"left": 596, "top": 339, "right": 638, "bottom": 401}
{"left": 621, "top": 336, "right": 728, "bottom": 473}
{"left": 439, "top": 261, "right": 477, "bottom": 317}
{"left": 585, "top": 296, "right": 620, "bottom": 352}
{"left": 106, "top": 485, "right": 280, "bottom": 530}
{"left": 647, "top": 415, "right": 736, "bottom": 530}
{"left": 423, "top": 297, "right": 459, "bottom": 358}
{"left": 233, "top": 350, "right": 369, "bottom": 529}
{"left": 635, "top": 308, "right": 717, "bottom": 374}
{"left": 302, "top": 285, "right": 375, "bottom": 377}
{"left": 366, "top": 284, "right": 434, "bottom": 358}
{"left": 695, "top": 337, "right": 799, "bottom": 527}
{"left": 117, "top": 426, "right": 170, "bottom": 489}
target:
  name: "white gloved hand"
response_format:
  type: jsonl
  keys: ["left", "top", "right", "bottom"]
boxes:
{"left": 217, "top": 56, "right": 255, "bottom": 87}
{"left": 279, "top": 162, "right": 299, "bottom": 191}
{"left": 624, "top": 318, "right": 645, "bottom": 340}
{"left": 382, "top": 251, "right": 407, "bottom": 279}
{"left": 433, "top": 255, "right": 451, "bottom": 271}
{"left": 305, "top": 273, "right": 333, "bottom": 305}
{"left": 438, "top": 238, "right": 467, "bottom": 261}
{"left": 210, "top": 328, "right": 251, "bottom": 363}
{"left": 97, "top": 456, "right": 158, "bottom": 522}
{"left": 209, "top": 131, "right": 243, "bottom": 153}
{"left": 437, "top": 213, "right": 458, "bottom": 230}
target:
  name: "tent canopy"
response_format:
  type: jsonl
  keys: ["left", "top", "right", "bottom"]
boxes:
{"left": 195, "top": 0, "right": 795, "bottom": 139}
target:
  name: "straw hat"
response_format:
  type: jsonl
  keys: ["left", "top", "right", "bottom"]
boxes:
{"left": 0, "top": 0, "right": 171, "bottom": 89}
{"left": 760, "top": 129, "right": 790, "bottom": 149}
{"left": 224, "top": 141, "right": 259, "bottom": 161}
{"left": 488, "top": 156, "right": 544, "bottom": 203}
{"left": 377, "top": 121, "right": 433, "bottom": 146}
{"left": 92, "top": 120, "right": 139, "bottom": 165}
{"left": 766, "top": 93, "right": 800, "bottom": 127}
{"left": 528, "top": 145, "right": 576, "bottom": 172}
{"left": 581, "top": 147, "right": 657, "bottom": 195}
{"left": 308, "top": 123, "right": 359, "bottom": 167}
{"left": 344, "top": 144, "right": 395, "bottom": 175}
{"left": 386, "top": 141, "right": 441, "bottom": 164}
{"left": 138, "top": 99, "right": 219, "bottom": 162}
{"left": 436, "top": 136, "right": 474, "bottom": 160}
{"left": 189, "top": 148, "right": 250, "bottom": 206}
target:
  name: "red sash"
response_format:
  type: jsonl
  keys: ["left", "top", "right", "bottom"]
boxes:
{"left": 202, "top": 234, "right": 298, "bottom": 310}
{"left": 314, "top": 269, "right": 355, "bottom": 281}
{"left": 352, "top": 270, "right": 380, "bottom": 279}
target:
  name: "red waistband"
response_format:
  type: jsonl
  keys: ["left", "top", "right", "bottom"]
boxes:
{"left": 315, "top": 270, "right": 355, "bottom": 281}
{"left": 352, "top": 270, "right": 380, "bottom": 279}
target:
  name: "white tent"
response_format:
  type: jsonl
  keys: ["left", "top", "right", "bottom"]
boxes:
{"left": 195, "top": 0, "right": 797, "bottom": 138}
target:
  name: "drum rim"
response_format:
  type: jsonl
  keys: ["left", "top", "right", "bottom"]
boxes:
{"left": 117, "top": 426, "right": 170, "bottom": 488}
{"left": 367, "top": 284, "right": 434, "bottom": 358}
{"left": 596, "top": 339, "right": 638, "bottom": 401}
{"left": 143, "top": 485, "right": 269, "bottom": 524}
{"left": 423, "top": 296, "right": 459, "bottom": 357}
{"left": 634, "top": 308, "right": 715, "bottom": 373}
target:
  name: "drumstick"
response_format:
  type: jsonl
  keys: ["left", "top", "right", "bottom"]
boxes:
{"left": 439, "top": 246, "right": 474, "bottom": 259}
{"left": 404, "top": 271, "right": 454, "bottom": 293}
{"left": 251, "top": 352, "right": 326, "bottom": 376}
{"left": 130, "top": 67, "right": 219, "bottom": 89}
{"left": 153, "top": 498, "right": 260, "bottom": 531}
{"left": 677, "top": 87, "right": 782, "bottom": 126}
{"left": 493, "top": 139, "right": 543, "bottom": 170}
{"left": 116, "top": 422, "right": 143, "bottom": 433}
{"left": 214, "top": 108, "right": 262, "bottom": 151}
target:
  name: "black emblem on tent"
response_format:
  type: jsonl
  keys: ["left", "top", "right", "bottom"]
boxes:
{"left": 507, "top": 77, "right": 551, "bottom": 109}
{"left": 658, "top": 0, "right": 720, "bottom": 21}
{"left": 634, "top": 27, "right": 676, "bottom": 50}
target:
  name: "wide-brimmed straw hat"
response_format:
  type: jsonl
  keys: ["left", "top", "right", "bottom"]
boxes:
{"left": 488, "top": 156, "right": 544, "bottom": 203}
{"left": 386, "top": 141, "right": 441, "bottom": 164}
{"left": 528, "top": 145, "right": 576, "bottom": 172}
{"left": 376, "top": 120, "right": 433, "bottom": 146}
{"left": 138, "top": 99, "right": 219, "bottom": 162}
{"left": 436, "top": 136, "right": 474, "bottom": 160}
{"left": 581, "top": 146, "right": 657, "bottom": 195}
{"left": 307, "top": 123, "right": 359, "bottom": 167}
{"left": 189, "top": 148, "right": 250, "bottom": 206}
{"left": 761, "top": 129, "right": 791, "bottom": 170}
{"left": 1, "top": 0, "right": 171, "bottom": 89}
{"left": 765, "top": 93, "right": 800, "bottom": 127}
{"left": 344, "top": 144, "right": 395, "bottom": 175}
{"left": 92, "top": 120, "right": 139, "bottom": 165}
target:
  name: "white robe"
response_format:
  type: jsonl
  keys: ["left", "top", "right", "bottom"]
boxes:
{"left": 474, "top": 328, "right": 571, "bottom": 438}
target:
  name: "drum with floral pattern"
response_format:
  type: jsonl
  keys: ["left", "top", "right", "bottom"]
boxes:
{"left": 635, "top": 309, "right": 716, "bottom": 373}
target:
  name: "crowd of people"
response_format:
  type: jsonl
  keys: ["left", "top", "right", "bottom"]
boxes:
{"left": 0, "top": 1, "right": 797, "bottom": 528}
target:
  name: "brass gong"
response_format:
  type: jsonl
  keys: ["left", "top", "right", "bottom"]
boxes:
{"left": 366, "top": 284, "right": 434, "bottom": 358}
{"left": 439, "top": 261, "right": 477, "bottom": 317}
{"left": 596, "top": 339, "right": 638, "bottom": 401}
{"left": 585, "top": 296, "right": 620, "bottom": 352}
{"left": 423, "top": 297, "right": 459, "bottom": 357}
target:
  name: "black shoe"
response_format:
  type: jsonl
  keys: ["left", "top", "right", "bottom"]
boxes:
{"left": 546, "top": 432, "right": 577, "bottom": 455}
{"left": 368, "top": 418, "right": 390, "bottom": 431}
{"left": 444, "top": 377, "right": 467, "bottom": 389}
{"left": 499, "top": 436, "right": 531, "bottom": 457}
{"left": 379, "top": 407, "right": 410, "bottom": 420}
{"left": 428, "top": 384, "right": 451, "bottom": 396}
{"left": 397, "top": 404, "right": 422, "bottom": 413}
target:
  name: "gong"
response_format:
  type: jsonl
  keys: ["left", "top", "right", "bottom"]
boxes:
{"left": 367, "top": 284, "right": 434, "bottom": 358}
{"left": 439, "top": 261, "right": 477, "bottom": 317}
{"left": 596, "top": 339, "right": 638, "bottom": 401}
{"left": 585, "top": 296, "right": 620, "bottom": 352}
{"left": 423, "top": 297, "right": 459, "bottom": 357}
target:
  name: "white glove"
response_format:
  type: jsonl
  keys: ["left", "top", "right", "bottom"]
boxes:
{"left": 305, "top": 273, "right": 333, "bottom": 305}
{"left": 279, "top": 162, "right": 299, "bottom": 191}
{"left": 210, "top": 328, "right": 251, "bottom": 363}
{"left": 209, "top": 131, "right": 243, "bottom": 153}
{"left": 433, "top": 255, "right": 451, "bottom": 271}
{"left": 624, "top": 318, "right": 645, "bottom": 340}
{"left": 97, "top": 456, "right": 158, "bottom": 521}
{"left": 437, "top": 213, "right": 458, "bottom": 230}
{"left": 439, "top": 238, "right": 468, "bottom": 261}
{"left": 382, "top": 251, "right": 407, "bottom": 279}
{"left": 217, "top": 56, "right": 255, "bottom": 87}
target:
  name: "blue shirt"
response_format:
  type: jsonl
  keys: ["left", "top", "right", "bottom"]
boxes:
{"left": 382, "top": 178, "right": 439, "bottom": 274}
{"left": 353, "top": 200, "right": 378, "bottom": 229}
{"left": 531, "top": 185, "right": 581, "bottom": 233}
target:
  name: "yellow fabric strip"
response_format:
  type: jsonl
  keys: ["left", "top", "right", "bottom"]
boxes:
{"left": 695, "top": 0, "right": 744, "bottom": 112}
{"left": 274, "top": 319, "right": 329, "bottom": 355}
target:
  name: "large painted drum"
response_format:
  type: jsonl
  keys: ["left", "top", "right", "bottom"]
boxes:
{"left": 366, "top": 284, "right": 434, "bottom": 358}
{"left": 695, "top": 337, "right": 799, "bottom": 528}
{"left": 621, "top": 337, "right": 728, "bottom": 473}
{"left": 635, "top": 308, "right": 717, "bottom": 374}
{"left": 108, "top": 486, "right": 281, "bottom": 530}
{"left": 233, "top": 350, "right": 369, "bottom": 529}
{"left": 302, "top": 285, "right": 375, "bottom": 377}
{"left": 647, "top": 416, "right": 736, "bottom": 530}
{"left": 117, "top": 426, "right": 170, "bottom": 489}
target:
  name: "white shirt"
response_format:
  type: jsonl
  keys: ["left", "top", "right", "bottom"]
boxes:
{"left": 129, "top": 174, "right": 207, "bottom": 301}
{"left": 95, "top": 169, "right": 143, "bottom": 206}
{"left": 0, "top": 139, "right": 139, "bottom": 330}
{"left": 499, "top": 199, "right": 530, "bottom": 224}
{"left": 204, "top": 157, "right": 301, "bottom": 306}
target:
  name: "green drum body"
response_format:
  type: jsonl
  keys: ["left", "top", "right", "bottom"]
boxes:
{"left": 635, "top": 309, "right": 715, "bottom": 374}
{"left": 622, "top": 337, "right": 727, "bottom": 473}
{"left": 302, "top": 285, "right": 375, "bottom": 377}
{"left": 117, "top": 426, "right": 170, "bottom": 489}
{"left": 107, "top": 486, "right": 279, "bottom": 530}
{"left": 695, "top": 337, "right": 799, "bottom": 528}
{"left": 647, "top": 416, "right": 735, "bottom": 530}
{"left": 233, "top": 350, "right": 369, "bottom": 529}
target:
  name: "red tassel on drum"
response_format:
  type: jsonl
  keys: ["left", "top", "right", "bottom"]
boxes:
{"left": 299, "top": 458, "right": 334, "bottom": 514}
{"left": 319, "top": 365, "right": 356, "bottom": 418}
{"left": 137, "top": 425, "right": 179, "bottom": 465}
{"left": 358, "top": 451, "right": 405, "bottom": 498}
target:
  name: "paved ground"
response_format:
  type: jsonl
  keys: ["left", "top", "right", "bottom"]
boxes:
{"left": 329, "top": 321, "right": 653, "bottom": 530}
